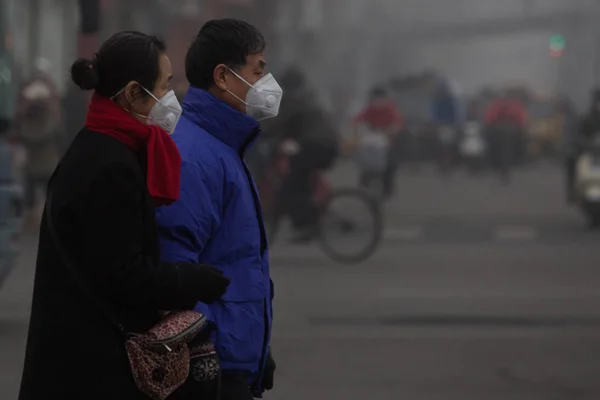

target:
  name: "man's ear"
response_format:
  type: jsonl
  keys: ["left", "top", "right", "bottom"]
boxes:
{"left": 213, "top": 64, "right": 229, "bottom": 91}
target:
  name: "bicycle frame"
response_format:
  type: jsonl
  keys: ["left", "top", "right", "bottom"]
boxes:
{"left": 258, "top": 152, "right": 332, "bottom": 220}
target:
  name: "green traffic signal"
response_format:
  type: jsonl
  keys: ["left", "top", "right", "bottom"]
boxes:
{"left": 549, "top": 34, "right": 566, "bottom": 52}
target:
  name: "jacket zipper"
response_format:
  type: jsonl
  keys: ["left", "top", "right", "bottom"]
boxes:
{"left": 136, "top": 314, "right": 207, "bottom": 352}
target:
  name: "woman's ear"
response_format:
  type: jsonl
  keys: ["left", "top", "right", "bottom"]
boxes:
{"left": 123, "top": 81, "right": 142, "bottom": 104}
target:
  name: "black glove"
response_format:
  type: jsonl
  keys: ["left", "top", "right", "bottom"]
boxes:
{"left": 262, "top": 350, "right": 276, "bottom": 391}
{"left": 192, "top": 264, "right": 230, "bottom": 304}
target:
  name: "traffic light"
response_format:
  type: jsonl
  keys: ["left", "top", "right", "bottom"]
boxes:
{"left": 548, "top": 34, "right": 566, "bottom": 57}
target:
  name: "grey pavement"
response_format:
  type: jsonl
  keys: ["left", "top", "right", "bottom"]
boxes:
{"left": 3, "top": 162, "right": 600, "bottom": 399}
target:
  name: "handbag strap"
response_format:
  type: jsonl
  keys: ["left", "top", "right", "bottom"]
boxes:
{"left": 45, "top": 180, "right": 128, "bottom": 336}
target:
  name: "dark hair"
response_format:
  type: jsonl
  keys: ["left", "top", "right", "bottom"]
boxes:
{"left": 70, "top": 31, "right": 166, "bottom": 98}
{"left": 186, "top": 19, "right": 266, "bottom": 89}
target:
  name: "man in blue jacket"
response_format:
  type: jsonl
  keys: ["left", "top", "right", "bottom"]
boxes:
{"left": 155, "top": 19, "right": 282, "bottom": 399}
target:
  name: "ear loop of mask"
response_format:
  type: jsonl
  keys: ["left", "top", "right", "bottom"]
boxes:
{"left": 225, "top": 67, "right": 252, "bottom": 106}
{"left": 111, "top": 84, "right": 159, "bottom": 119}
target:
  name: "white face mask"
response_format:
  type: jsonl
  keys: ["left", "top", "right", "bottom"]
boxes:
{"left": 143, "top": 88, "right": 183, "bottom": 133}
{"left": 113, "top": 85, "right": 183, "bottom": 133}
{"left": 227, "top": 69, "right": 283, "bottom": 121}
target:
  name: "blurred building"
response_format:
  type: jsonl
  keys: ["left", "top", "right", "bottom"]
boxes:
{"left": 7, "top": 0, "right": 78, "bottom": 91}
{"left": 301, "top": 0, "right": 599, "bottom": 112}
{"left": 3, "top": 0, "right": 600, "bottom": 111}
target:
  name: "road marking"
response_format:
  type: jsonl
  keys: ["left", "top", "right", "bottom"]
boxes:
{"left": 384, "top": 227, "right": 423, "bottom": 240}
{"left": 272, "top": 326, "right": 600, "bottom": 340}
{"left": 377, "top": 291, "right": 600, "bottom": 300}
{"left": 494, "top": 225, "right": 538, "bottom": 240}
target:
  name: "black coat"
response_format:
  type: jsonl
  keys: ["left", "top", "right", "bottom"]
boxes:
{"left": 19, "top": 128, "right": 212, "bottom": 400}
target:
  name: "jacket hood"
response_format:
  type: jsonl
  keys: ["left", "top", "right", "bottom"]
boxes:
{"left": 182, "top": 86, "right": 260, "bottom": 152}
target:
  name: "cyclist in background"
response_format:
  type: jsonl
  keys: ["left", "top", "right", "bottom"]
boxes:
{"left": 262, "top": 67, "right": 339, "bottom": 242}
{"left": 351, "top": 86, "right": 404, "bottom": 198}
{"left": 432, "top": 82, "right": 460, "bottom": 174}
{"left": 484, "top": 91, "right": 527, "bottom": 182}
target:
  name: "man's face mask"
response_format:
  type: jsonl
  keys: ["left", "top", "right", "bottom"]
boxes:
{"left": 227, "top": 69, "right": 283, "bottom": 121}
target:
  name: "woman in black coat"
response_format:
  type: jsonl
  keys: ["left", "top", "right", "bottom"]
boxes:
{"left": 18, "top": 31, "right": 230, "bottom": 400}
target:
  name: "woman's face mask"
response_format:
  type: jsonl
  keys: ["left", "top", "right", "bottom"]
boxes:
{"left": 226, "top": 69, "right": 283, "bottom": 121}
{"left": 140, "top": 87, "right": 183, "bottom": 133}
{"left": 114, "top": 84, "right": 183, "bottom": 133}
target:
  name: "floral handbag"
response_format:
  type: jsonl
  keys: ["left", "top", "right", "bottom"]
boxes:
{"left": 124, "top": 310, "right": 211, "bottom": 400}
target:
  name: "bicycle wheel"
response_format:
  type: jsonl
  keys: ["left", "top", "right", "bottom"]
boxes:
{"left": 317, "top": 187, "right": 383, "bottom": 263}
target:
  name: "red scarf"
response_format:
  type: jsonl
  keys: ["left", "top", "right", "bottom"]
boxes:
{"left": 85, "top": 93, "right": 181, "bottom": 206}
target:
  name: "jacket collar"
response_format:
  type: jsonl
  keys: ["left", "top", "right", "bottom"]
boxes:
{"left": 182, "top": 86, "right": 261, "bottom": 153}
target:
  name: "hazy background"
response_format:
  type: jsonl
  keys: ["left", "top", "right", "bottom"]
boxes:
{"left": 3, "top": 0, "right": 600, "bottom": 108}
{"left": 3, "top": 1, "right": 600, "bottom": 399}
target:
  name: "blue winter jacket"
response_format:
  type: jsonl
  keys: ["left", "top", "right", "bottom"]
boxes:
{"left": 155, "top": 87, "right": 273, "bottom": 389}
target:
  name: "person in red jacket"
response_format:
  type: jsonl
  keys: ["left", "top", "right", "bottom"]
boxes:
{"left": 352, "top": 86, "right": 404, "bottom": 133}
{"left": 483, "top": 92, "right": 527, "bottom": 182}
{"left": 352, "top": 86, "right": 404, "bottom": 197}
{"left": 484, "top": 94, "right": 527, "bottom": 127}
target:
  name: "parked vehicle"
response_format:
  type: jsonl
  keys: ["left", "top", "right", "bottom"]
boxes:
{"left": 525, "top": 95, "right": 564, "bottom": 159}
{"left": 575, "top": 136, "right": 600, "bottom": 227}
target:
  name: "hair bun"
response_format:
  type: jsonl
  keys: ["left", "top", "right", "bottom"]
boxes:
{"left": 70, "top": 58, "right": 98, "bottom": 90}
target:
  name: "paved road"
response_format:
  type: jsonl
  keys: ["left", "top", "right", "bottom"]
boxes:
{"left": 3, "top": 162, "right": 600, "bottom": 399}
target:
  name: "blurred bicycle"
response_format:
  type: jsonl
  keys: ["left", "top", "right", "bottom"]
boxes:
{"left": 258, "top": 138, "right": 383, "bottom": 263}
